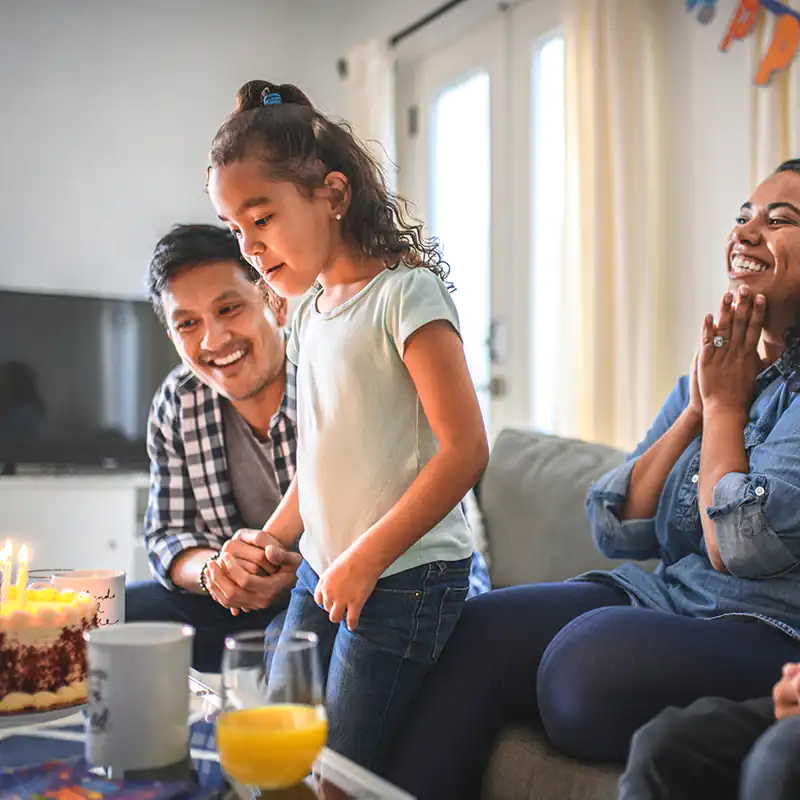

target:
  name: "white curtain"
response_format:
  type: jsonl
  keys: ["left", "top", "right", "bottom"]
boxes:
{"left": 343, "top": 39, "right": 397, "bottom": 189}
{"left": 749, "top": 5, "right": 799, "bottom": 184}
{"left": 559, "top": 0, "right": 667, "bottom": 451}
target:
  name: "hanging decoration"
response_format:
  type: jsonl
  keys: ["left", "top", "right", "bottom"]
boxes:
{"left": 687, "top": 0, "right": 719, "bottom": 23}
{"left": 688, "top": 0, "right": 800, "bottom": 85}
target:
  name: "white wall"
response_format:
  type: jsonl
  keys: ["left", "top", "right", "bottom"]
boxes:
{"left": 661, "top": 0, "right": 754, "bottom": 385}
{"left": 0, "top": 0, "right": 776, "bottom": 382}
{"left": 0, "top": 0, "right": 449, "bottom": 300}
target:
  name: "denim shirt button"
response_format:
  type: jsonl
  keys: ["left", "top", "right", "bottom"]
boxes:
{"left": 755, "top": 486, "right": 766, "bottom": 497}
{"left": 691, "top": 474, "right": 699, "bottom": 484}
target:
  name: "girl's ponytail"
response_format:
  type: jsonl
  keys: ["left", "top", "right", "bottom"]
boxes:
{"left": 234, "top": 80, "right": 314, "bottom": 114}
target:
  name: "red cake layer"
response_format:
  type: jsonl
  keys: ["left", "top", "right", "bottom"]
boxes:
{"left": 0, "top": 618, "right": 94, "bottom": 700}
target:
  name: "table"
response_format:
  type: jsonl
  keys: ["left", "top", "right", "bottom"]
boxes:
{"left": 0, "top": 670, "right": 415, "bottom": 799}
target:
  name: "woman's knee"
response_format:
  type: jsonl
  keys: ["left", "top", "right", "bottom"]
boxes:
{"left": 536, "top": 607, "right": 647, "bottom": 759}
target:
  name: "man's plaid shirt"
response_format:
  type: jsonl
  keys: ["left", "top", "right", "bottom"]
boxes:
{"left": 144, "top": 362, "right": 297, "bottom": 589}
{"left": 143, "top": 362, "right": 490, "bottom": 595}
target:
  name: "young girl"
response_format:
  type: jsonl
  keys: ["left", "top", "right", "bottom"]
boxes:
{"left": 205, "top": 80, "right": 489, "bottom": 773}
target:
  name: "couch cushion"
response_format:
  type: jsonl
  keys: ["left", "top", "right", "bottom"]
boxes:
{"left": 480, "top": 429, "right": 629, "bottom": 587}
{"left": 483, "top": 726, "right": 621, "bottom": 800}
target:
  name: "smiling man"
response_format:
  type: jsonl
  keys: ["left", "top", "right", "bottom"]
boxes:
{"left": 128, "top": 224, "right": 491, "bottom": 672}
{"left": 126, "top": 224, "right": 300, "bottom": 671}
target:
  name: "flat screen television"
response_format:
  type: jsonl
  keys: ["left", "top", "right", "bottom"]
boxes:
{"left": 0, "top": 289, "right": 180, "bottom": 471}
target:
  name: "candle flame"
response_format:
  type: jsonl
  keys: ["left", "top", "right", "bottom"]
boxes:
{"left": 18, "top": 545, "right": 28, "bottom": 564}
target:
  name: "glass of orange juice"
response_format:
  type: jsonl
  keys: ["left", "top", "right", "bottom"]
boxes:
{"left": 217, "top": 630, "right": 327, "bottom": 793}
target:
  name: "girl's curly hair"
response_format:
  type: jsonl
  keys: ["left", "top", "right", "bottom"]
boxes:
{"left": 208, "top": 80, "right": 451, "bottom": 289}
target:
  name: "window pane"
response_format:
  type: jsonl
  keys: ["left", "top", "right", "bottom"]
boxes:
{"left": 430, "top": 72, "right": 491, "bottom": 426}
{"left": 530, "top": 35, "right": 565, "bottom": 432}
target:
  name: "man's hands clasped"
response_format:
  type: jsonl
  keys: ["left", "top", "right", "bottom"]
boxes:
{"left": 204, "top": 529, "right": 300, "bottom": 614}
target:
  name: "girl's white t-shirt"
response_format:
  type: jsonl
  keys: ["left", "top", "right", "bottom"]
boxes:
{"left": 287, "top": 264, "right": 474, "bottom": 577}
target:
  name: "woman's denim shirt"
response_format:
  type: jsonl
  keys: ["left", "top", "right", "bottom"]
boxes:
{"left": 583, "top": 355, "right": 800, "bottom": 641}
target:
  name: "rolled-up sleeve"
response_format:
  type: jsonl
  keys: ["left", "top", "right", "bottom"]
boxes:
{"left": 144, "top": 385, "right": 223, "bottom": 589}
{"left": 587, "top": 459, "right": 662, "bottom": 559}
{"left": 707, "top": 401, "right": 800, "bottom": 578}
{"left": 586, "top": 376, "right": 691, "bottom": 561}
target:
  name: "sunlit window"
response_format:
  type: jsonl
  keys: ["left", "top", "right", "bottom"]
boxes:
{"left": 530, "top": 34, "right": 565, "bottom": 433}
{"left": 430, "top": 72, "right": 492, "bottom": 428}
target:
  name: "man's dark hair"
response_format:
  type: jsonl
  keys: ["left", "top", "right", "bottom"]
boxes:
{"left": 776, "top": 159, "right": 800, "bottom": 175}
{"left": 146, "top": 224, "right": 258, "bottom": 324}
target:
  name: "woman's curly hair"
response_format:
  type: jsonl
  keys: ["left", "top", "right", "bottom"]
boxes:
{"left": 775, "top": 159, "right": 800, "bottom": 377}
{"left": 208, "top": 80, "right": 451, "bottom": 288}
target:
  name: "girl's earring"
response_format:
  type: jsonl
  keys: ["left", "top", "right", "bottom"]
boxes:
{"left": 335, "top": 213, "right": 343, "bottom": 221}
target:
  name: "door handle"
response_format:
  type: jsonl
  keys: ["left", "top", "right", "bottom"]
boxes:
{"left": 486, "top": 319, "right": 506, "bottom": 365}
{"left": 475, "top": 376, "right": 507, "bottom": 398}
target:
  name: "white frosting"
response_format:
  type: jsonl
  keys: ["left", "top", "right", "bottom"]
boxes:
{"left": 0, "top": 680, "right": 87, "bottom": 712}
{"left": 0, "top": 589, "right": 97, "bottom": 646}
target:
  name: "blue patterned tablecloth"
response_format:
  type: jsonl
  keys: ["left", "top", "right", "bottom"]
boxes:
{"left": 0, "top": 715, "right": 224, "bottom": 797}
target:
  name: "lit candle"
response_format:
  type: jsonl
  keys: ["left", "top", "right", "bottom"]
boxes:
{"left": 0, "top": 542, "right": 11, "bottom": 612}
{"left": 16, "top": 546, "right": 28, "bottom": 607}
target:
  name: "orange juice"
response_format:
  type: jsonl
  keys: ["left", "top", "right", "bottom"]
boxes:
{"left": 216, "top": 704, "right": 328, "bottom": 788}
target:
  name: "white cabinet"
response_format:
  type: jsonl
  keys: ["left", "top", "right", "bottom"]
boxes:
{"left": 0, "top": 474, "right": 150, "bottom": 582}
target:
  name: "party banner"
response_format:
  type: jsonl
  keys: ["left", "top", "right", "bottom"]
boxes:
{"left": 687, "top": 0, "right": 800, "bottom": 85}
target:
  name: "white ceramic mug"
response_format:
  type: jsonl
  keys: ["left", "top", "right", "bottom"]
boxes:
{"left": 84, "top": 622, "right": 195, "bottom": 773}
{"left": 50, "top": 569, "right": 125, "bottom": 627}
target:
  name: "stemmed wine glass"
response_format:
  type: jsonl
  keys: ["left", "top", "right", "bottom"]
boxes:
{"left": 216, "top": 629, "right": 326, "bottom": 794}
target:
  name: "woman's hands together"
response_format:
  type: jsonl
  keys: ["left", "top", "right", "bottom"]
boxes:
{"left": 697, "top": 286, "right": 766, "bottom": 417}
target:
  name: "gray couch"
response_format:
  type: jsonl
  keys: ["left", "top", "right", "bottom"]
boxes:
{"left": 476, "top": 428, "right": 631, "bottom": 800}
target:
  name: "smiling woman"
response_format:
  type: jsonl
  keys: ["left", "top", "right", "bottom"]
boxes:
{"left": 726, "top": 160, "right": 800, "bottom": 344}
{"left": 385, "top": 160, "right": 800, "bottom": 800}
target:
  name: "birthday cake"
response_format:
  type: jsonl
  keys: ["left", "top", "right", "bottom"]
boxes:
{"left": 0, "top": 586, "right": 98, "bottom": 714}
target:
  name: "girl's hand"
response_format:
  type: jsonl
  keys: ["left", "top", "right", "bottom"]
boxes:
{"left": 698, "top": 287, "right": 766, "bottom": 415}
{"left": 315, "top": 550, "right": 381, "bottom": 631}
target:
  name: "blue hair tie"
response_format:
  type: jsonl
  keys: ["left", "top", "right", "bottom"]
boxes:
{"left": 263, "top": 92, "right": 282, "bottom": 106}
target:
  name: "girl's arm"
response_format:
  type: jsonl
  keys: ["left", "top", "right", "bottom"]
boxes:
{"left": 348, "top": 319, "right": 489, "bottom": 576}
{"left": 262, "top": 474, "right": 304, "bottom": 550}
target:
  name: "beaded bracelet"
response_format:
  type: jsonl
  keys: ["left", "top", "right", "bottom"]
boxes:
{"left": 199, "top": 552, "right": 222, "bottom": 594}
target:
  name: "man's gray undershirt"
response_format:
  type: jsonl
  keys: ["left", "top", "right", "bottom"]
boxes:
{"left": 222, "top": 400, "right": 283, "bottom": 530}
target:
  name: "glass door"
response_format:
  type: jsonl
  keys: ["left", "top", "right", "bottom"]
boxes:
{"left": 395, "top": 15, "right": 506, "bottom": 437}
{"left": 395, "top": 1, "right": 565, "bottom": 438}
{"left": 508, "top": 1, "right": 565, "bottom": 433}
{"left": 429, "top": 71, "right": 492, "bottom": 424}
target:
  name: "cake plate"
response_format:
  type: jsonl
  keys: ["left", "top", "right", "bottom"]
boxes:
{"left": 0, "top": 702, "right": 85, "bottom": 730}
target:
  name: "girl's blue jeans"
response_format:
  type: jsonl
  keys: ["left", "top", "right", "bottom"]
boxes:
{"left": 280, "top": 556, "right": 471, "bottom": 773}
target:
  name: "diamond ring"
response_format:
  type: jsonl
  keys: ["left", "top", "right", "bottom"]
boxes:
{"left": 713, "top": 335, "right": 727, "bottom": 349}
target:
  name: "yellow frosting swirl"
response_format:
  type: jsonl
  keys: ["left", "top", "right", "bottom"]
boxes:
{"left": 1, "top": 586, "right": 97, "bottom": 628}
